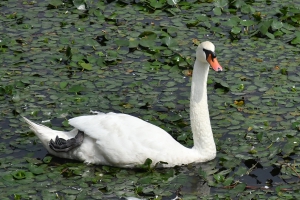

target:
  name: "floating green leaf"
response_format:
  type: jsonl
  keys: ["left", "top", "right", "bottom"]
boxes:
{"left": 73, "top": 0, "right": 86, "bottom": 10}
{"left": 28, "top": 164, "right": 45, "bottom": 175}
{"left": 49, "top": 0, "right": 63, "bottom": 7}
{"left": 272, "top": 20, "right": 283, "bottom": 30}
{"left": 231, "top": 26, "right": 241, "bottom": 34}
{"left": 240, "top": 19, "right": 256, "bottom": 26}
{"left": 241, "top": 4, "right": 255, "bottom": 14}
{"left": 43, "top": 156, "right": 52, "bottom": 164}
{"left": 80, "top": 62, "right": 92, "bottom": 71}
{"left": 115, "top": 39, "right": 129, "bottom": 47}
{"left": 213, "top": 174, "right": 225, "bottom": 183}
{"left": 148, "top": 0, "right": 165, "bottom": 9}
{"left": 11, "top": 170, "right": 33, "bottom": 180}
{"left": 259, "top": 20, "right": 272, "bottom": 35}
{"left": 214, "top": 0, "right": 228, "bottom": 8}
{"left": 233, "top": 183, "right": 246, "bottom": 192}
{"left": 213, "top": 7, "right": 222, "bottom": 16}
{"left": 291, "top": 31, "right": 300, "bottom": 44}
{"left": 85, "top": 38, "right": 98, "bottom": 46}
{"left": 223, "top": 177, "right": 234, "bottom": 186}
{"left": 282, "top": 136, "right": 300, "bottom": 156}
{"left": 68, "top": 85, "right": 85, "bottom": 93}
{"left": 139, "top": 32, "right": 157, "bottom": 48}
{"left": 60, "top": 82, "right": 68, "bottom": 89}
{"left": 224, "top": 17, "right": 240, "bottom": 27}
{"left": 162, "top": 36, "right": 177, "bottom": 47}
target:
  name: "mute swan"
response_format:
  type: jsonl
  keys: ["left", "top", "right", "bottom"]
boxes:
{"left": 23, "top": 41, "right": 222, "bottom": 168}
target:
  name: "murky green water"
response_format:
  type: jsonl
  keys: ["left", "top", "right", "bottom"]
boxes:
{"left": 1, "top": 0, "right": 300, "bottom": 199}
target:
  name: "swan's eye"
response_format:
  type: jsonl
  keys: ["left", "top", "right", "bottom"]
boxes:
{"left": 203, "top": 49, "right": 216, "bottom": 61}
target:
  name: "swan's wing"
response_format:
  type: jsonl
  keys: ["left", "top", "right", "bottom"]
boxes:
{"left": 68, "top": 112, "right": 189, "bottom": 166}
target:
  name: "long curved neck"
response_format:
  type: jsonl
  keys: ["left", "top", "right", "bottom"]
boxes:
{"left": 190, "top": 59, "right": 216, "bottom": 159}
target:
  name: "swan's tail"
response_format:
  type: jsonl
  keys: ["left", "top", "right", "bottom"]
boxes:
{"left": 22, "top": 116, "right": 59, "bottom": 154}
{"left": 22, "top": 116, "right": 53, "bottom": 133}
{"left": 23, "top": 117, "right": 81, "bottom": 160}
{"left": 23, "top": 116, "right": 67, "bottom": 145}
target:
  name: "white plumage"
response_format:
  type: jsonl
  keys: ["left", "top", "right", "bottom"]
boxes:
{"left": 23, "top": 41, "right": 222, "bottom": 168}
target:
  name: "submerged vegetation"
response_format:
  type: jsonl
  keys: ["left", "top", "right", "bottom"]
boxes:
{"left": 1, "top": 0, "right": 300, "bottom": 199}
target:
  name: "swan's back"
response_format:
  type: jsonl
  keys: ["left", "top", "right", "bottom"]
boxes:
{"left": 69, "top": 113, "right": 199, "bottom": 167}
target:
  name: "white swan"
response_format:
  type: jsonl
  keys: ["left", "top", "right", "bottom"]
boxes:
{"left": 23, "top": 41, "right": 222, "bottom": 168}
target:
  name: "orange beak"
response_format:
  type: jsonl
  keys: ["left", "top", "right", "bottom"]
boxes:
{"left": 207, "top": 54, "right": 222, "bottom": 71}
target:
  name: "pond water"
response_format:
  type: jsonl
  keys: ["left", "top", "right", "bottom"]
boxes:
{"left": 1, "top": 0, "right": 300, "bottom": 199}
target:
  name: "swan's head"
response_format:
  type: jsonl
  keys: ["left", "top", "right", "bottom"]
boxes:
{"left": 196, "top": 41, "right": 222, "bottom": 71}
